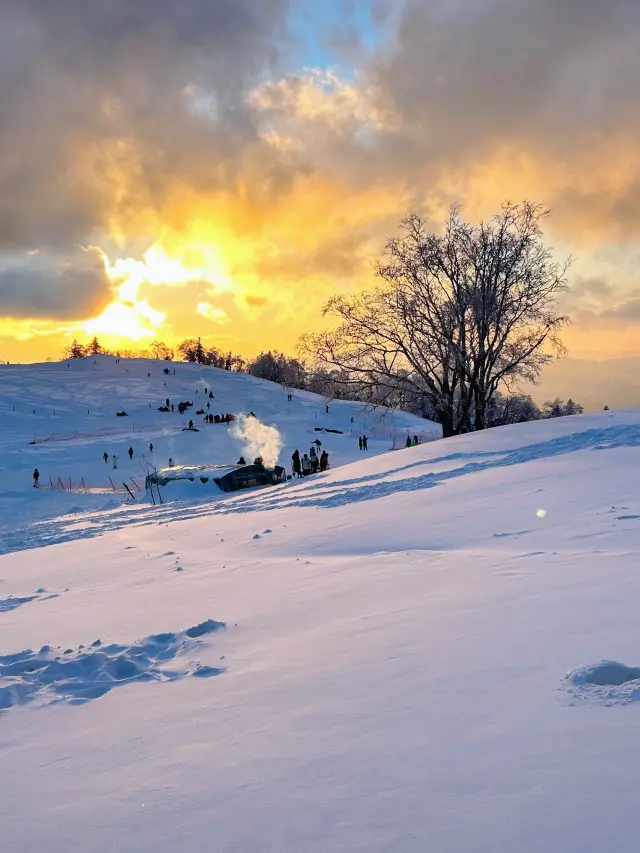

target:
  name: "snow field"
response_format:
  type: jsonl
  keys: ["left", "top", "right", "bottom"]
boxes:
{"left": 1, "top": 366, "right": 640, "bottom": 851}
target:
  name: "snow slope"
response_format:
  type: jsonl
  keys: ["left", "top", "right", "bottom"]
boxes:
{"left": 0, "top": 356, "right": 438, "bottom": 550}
{"left": 2, "top": 403, "right": 640, "bottom": 852}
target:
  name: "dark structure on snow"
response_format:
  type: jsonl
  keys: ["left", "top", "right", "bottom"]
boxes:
{"left": 214, "top": 464, "right": 286, "bottom": 492}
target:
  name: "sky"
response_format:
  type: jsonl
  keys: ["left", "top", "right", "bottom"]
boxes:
{"left": 1, "top": 0, "right": 640, "bottom": 374}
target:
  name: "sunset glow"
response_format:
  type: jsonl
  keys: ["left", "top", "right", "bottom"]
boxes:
{"left": 0, "top": 0, "right": 639, "bottom": 398}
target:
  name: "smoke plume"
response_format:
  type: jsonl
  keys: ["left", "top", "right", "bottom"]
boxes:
{"left": 232, "top": 415, "right": 282, "bottom": 468}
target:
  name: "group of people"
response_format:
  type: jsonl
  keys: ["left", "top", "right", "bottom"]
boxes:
{"left": 291, "top": 446, "right": 329, "bottom": 477}
{"left": 358, "top": 435, "right": 369, "bottom": 450}
{"left": 102, "top": 443, "right": 157, "bottom": 469}
{"left": 204, "top": 412, "right": 234, "bottom": 424}
{"left": 405, "top": 435, "right": 421, "bottom": 447}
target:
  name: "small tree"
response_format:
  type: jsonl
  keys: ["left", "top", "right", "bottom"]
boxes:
{"left": 64, "top": 339, "right": 87, "bottom": 359}
{"left": 563, "top": 398, "right": 584, "bottom": 416}
{"left": 87, "top": 336, "right": 103, "bottom": 356}
{"left": 543, "top": 397, "right": 583, "bottom": 418}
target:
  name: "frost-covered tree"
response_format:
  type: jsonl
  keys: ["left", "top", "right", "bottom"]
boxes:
{"left": 248, "top": 351, "right": 307, "bottom": 389}
{"left": 542, "top": 397, "right": 584, "bottom": 418}
{"left": 486, "top": 392, "right": 541, "bottom": 426}
{"left": 302, "top": 203, "right": 570, "bottom": 437}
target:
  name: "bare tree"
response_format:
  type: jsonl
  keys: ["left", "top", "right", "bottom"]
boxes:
{"left": 302, "top": 202, "right": 570, "bottom": 437}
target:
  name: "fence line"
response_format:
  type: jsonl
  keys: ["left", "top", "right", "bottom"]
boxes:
{"left": 40, "top": 475, "right": 139, "bottom": 495}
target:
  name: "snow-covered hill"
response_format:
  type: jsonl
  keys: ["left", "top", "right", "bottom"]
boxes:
{"left": 0, "top": 355, "right": 439, "bottom": 548}
{"left": 2, "top": 387, "right": 640, "bottom": 852}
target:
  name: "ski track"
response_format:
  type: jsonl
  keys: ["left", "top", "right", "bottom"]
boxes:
{"left": 2, "top": 423, "right": 640, "bottom": 554}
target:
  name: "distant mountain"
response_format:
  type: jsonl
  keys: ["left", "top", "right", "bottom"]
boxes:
{"left": 532, "top": 358, "right": 640, "bottom": 412}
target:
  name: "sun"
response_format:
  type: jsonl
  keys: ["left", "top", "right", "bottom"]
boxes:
{"left": 84, "top": 300, "right": 165, "bottom": 341}
{"left": 82, "top": 242, "right": 232, "bottom": 343}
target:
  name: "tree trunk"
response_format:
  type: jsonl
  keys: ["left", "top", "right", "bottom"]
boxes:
{"left": 474, "top": 391, "right": 487, "bottom": 431}
{"left": 439, "top": 410, "right": 455, "bottom": 438}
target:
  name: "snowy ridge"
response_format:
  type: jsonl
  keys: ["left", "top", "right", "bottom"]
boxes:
{"left": 0, "top": 355, "right": 438, "bottom": 540}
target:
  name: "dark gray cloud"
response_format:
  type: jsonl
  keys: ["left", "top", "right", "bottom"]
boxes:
{"left": 601, "top": 295, "right": 640, "bottom": 322}
{"left": 363, "top": 0, "right": 640, "bottom": 232}
{"left": 571, "top": 277, "right": 615, "bottom": 298}
{"left": 1, "top": 0, "right": 639, "bottom": 327}
{"left": 372, "top": 0, "right": 640, "bottom": 153}
{"left": 0, "top": 0, "right": 293, "bottom": 322}
{"left": 0, "top": 249, "right": 112, "bottom": 319}
{"left": 0, "top": 0, "right": 290, "bottom": 252}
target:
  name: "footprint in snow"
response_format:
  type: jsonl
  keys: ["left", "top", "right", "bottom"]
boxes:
{"left": 564, "top": 661, "right": 640, "bottom": 705}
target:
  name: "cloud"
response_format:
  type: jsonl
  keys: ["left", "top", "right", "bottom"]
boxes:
{"left": 365, "top": 0, "right": 640, "bottom": 237}
{"left": 1, "top": 0, "right": 640, "bottom": 353}
{"left": 0, "top": 0, "right": 290, "bottom": 252}
{"left": 571, "top": 277, "right": 615, "bottom": 298}
{"left": 0, "top": 248, "right": 112, "bottom": 319}
{"left": 196, "top": 301, "right": 230, "bottom": 323}
{"left": 601, "top": 295, "right": 640, "bottom": 323}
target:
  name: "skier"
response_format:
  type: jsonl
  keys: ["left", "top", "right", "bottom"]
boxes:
{"left": 149, "top": 443, "right": 154, "bottom": 453}
{"left": 309, "top": 446, "right": 319, "bottom": 474}
{"left": 320, "top": 450, "right": 329, "bottom": 472}
{"left": 301, "top": 454, "right": 312, "bottom": 476}
{"left": 325, "top": 404, "right": 329, "bottom": 414}
{"left": 168, "top": 457, "right": 174, "bottom": 467}
{"left": 112, "top": 455, "right": 118, "bottom": 469}
{"left": 128, "top": 446, "right": 133, "bottom": 460}
{"left": 103, "top": 451, "right": 108, "bottom": 464}
{"left": 33, "top": 468, "right": 40, "bottom": 488}
{"left": 413, "top": 435, "right": 419, "bottom": 446}
{"left": 171, "top": 403, "right": 174, "bottom": 412}
{"left": 206, "top": 402, "right": 210, "bottom": 411}
{"left": 362, "top": 435, "right": 368, "bottom": 450}
{"left": 292, "top": 449, "right": 301, "bottom": 478}
{"left": 406, "top": 436, "right": 412, "bottom": 448}
{"left": 188, "top": 419, "right": 194, "bottom": 429}
{"left": 237, "top": 456, "right": 246, "bottom": 465}
{"left": 358, "top": 436, "right": 363, "bottom": 451}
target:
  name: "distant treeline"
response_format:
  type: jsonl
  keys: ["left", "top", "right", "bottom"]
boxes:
{"left": 62, "top": 337, "right": 584, "bottom": 427}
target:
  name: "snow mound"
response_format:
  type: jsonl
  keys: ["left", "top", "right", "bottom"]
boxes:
{"left": 0, "top": 589, "right": 59, "bottom": 613}
{"left": 564, "top": 661, "right": 640, "bottom": 704}
{"left": 0, "top": 619, "right": 225, "bottom": 711}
